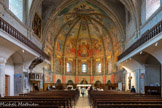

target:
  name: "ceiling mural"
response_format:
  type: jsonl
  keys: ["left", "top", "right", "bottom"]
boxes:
{"left": 44, "top": 0, "right": 123, "bottom": 74}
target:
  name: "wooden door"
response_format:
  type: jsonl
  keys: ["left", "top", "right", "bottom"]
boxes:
{"left": 5, "top": 75, "right": 9, "bottom": 96}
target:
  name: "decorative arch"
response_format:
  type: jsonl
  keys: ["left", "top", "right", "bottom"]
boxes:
{"left": 107, "top": 80, "right": 111, "bottom": 84}
{"left": 56, "top": 79, "right": 61, "bottom": 84}
{"left": 94, "top": 80, "right": 102, "bottom": 88}
{"left": 80, "top": 79, "right": 88, "bottom": 84}
{"left": 67, "top": 80, "right": 73, "bottom": 85}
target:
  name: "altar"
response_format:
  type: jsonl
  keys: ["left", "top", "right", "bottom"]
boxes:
{"left": 77, "top": 84, "right": 92, "bottom": 87}
{"left": 77, "top": 84, "right": 92, "bottom": 96}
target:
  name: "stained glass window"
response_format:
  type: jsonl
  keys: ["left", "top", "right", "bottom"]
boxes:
{"left": 67, "top": 62, "right": 71, "bottom": 72}
{"left": 82, "top": 63, "right": 87, "bottom": 73}
{"left": 97, "top": 63, "right": 101, "bottom": 72}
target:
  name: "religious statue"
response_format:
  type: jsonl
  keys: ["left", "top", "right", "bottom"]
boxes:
{"left": 128, "top": 73, "right": 132, "bottom": 90}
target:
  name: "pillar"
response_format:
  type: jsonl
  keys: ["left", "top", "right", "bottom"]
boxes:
{"left": 103, "top": 75, "right": 106, "bottom": 84}
{"left": 62, "top": 75, "right": 66, "bottom": 84}
{"left": 135, "top": 69, "right": 140, "bottom": 93}
{"left": 103, "top": 57, "right": 106, "bottom": 84}
{"left": 53, "top": 73, "right": 56, "bottom": 83}
{"left": 90, "top": 57, "right": 93, "bottom": 84}
{"left": 62, "top": 56, "right": 66, "bottom": 83}
{"left": 90, "top": 76, "right": 93, "bottom": 84}
{"left": 0, "top": 58, "right": 6, "bottom": 97}
{"left": 75, "top": 57, "right": 78, "bottom": 84}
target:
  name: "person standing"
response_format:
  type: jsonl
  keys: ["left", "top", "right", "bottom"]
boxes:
{"left": 81, "top": 87, "right": 85, "bottom": 97}
{"left": 46, "top": 84, "right": 50, "bottom": 91}
{"left": 89, "top": 86, "right": 93, "bottom": 91}
{"left": 131, "top": 86, "right": 136, "bottom": 93}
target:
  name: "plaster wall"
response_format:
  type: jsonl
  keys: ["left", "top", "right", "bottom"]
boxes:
{"left": 144, "top": 64, "right": 160, "bottom": 86}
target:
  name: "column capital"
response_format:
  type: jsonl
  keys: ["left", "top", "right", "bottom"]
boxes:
{"left": 0, "top": 58, "right": 6, "bottom": 64}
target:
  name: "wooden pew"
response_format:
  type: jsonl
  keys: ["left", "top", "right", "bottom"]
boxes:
{"left": 0, "top": 90, "right": 79, "bottom": 108}
{"left": 89, "top": 90, "right": 162, "bottom": 108}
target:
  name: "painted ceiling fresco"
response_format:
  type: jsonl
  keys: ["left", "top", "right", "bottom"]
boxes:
{"left": 45, "top": 0, "right": 123, "bottom": 73}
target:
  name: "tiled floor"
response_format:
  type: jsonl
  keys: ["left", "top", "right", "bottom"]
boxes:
{"left": 75, "top": 95, "right": 91, "bottom": 108}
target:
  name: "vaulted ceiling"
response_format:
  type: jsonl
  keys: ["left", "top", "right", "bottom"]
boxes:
{"left": 29, "top": 0, "right": 141, "bottom": 61}
{"left": 42, "top": 0, "right": 126, "bottom": 60}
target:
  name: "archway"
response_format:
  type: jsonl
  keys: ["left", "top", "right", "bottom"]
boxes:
{"left": 67, "top": 80, "right": 73, "bottom": 85}
{"left": 56, "top": 79, "right": 61, "bottom": 84}
{"left": 80, "top": 79, "right": 88, "bottom": 84}
{"left": 107, "top": 80, "right": 111, "bottom": 84}
{"left": 94, "top": 80, "right": 102, "bottom": 88}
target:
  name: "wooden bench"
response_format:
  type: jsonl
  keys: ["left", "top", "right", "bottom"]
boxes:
{"left": 89, "top": 90, "right": 162, "bottom": 108}
{"left": 0, "top": 90, "right": 79, "bottom": 108}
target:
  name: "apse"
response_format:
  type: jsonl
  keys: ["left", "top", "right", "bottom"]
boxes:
{"left": 44, "top": 0, "right": 123, "bottom": 83}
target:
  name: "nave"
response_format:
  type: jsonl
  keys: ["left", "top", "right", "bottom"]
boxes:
{"left": 1, "top": 90, "right": 162, "bottom": 108}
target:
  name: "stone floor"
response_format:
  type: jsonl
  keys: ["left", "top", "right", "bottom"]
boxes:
{"left": 75, "top": 95, "right": 91, "bottom": 108}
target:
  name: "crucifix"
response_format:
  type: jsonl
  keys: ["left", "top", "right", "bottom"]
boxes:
{"left": 128, "top": 73, "right": 132, "bottom": 90}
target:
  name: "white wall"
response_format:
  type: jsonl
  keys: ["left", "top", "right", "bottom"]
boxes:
{"left": 145, "top": 64, "right": 160, "bottom": 86}
{"left": 5, "top": 57, "right": 14, "bottom": 96}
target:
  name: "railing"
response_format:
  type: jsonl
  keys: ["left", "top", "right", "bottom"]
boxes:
{"left": 0, "top": 17, "right": 49, "bottom": 60}
{"left": 118, "top": 20, "right": 162, "bottom": 61}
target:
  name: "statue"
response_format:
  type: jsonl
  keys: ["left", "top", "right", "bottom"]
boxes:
{"left": 128, "top": 73, "right": 132, "bottom": 90}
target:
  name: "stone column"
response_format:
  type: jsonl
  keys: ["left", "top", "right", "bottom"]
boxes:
{"left": 91, "top": 57, "right": 92, "bottom": 75}
{"left": 135, "top": 69, "right": 140, "bottom": 93}
{"left": 0, "top": 58, "right": 6, "bottom": 97}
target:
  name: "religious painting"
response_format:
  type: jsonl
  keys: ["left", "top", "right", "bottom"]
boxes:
{"left": 65, "top": 38, "right": 77, "bottom": 57}
{"left": 108, "top": 59, "right": 112, "bottom": 73}
{"left": 55, "top": 58, "right": 61, "bottom": 73}
{"left": 44, "top": 0, "right": 125, "bottom": 76}
{"left": 55, "top": 35, "right": 64, "bottom": 55}
{"left": 78, "top": 42, "right": 90, "bottom": 57}
{"left": 32, "top": 13, "right": 42, "bottom": 39}
{"left": 92, "top": 39, "right": 103, "bottom": 56}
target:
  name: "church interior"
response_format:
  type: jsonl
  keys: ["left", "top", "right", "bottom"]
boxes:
{"left": 0, "top": 0, "right": 162, "bottom": 107}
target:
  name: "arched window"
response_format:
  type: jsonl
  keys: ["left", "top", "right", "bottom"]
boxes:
{"left": 9, "top": 0, "right": 23, "bottom": 21}
{"left": 67, "top": 62, "right": 71, "bottom": 72}
{"left": 97, "top": 63, "right": 101, "bottom": 73}
{"left": 146, "top": 0, "right": 160, "bottom": 19}
{"left": 82, "top": 63, "right": 87, "bottom": 73}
